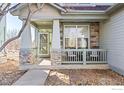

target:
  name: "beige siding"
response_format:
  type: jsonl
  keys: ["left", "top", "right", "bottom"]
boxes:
{"left": 19, "top": 4, "right": 61, "bottom": 20}
{"left": 100, "top": 7, "right": 124, "bottom": 75}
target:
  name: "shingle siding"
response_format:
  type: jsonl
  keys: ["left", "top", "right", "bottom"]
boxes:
{"left": 100, "top": 7, "right": 124, "bottom": 75}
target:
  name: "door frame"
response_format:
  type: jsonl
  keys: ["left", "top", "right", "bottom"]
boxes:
{"left": 38, "top": 32, "right": 50, "bottom": 57}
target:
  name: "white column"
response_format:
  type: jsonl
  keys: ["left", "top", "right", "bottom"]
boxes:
{"left": 21, "top": 21, "right": 32, "bottom": 48}
{"left": 51, "top": 20, "right": 61, "bottom": 65}
{"left": 20, "top": 21, "right": 33, "bottom": 64}
{"left": 52, "top": 20, "right": 61, "bottom": 49}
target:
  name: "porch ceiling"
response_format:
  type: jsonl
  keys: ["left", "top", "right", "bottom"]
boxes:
{"left": 31, "top": 21, "right": 53, "bottom": 29}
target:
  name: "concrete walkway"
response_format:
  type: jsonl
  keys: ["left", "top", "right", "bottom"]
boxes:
{"left": 12, "top": 70, "right": 50, "bottom": 85}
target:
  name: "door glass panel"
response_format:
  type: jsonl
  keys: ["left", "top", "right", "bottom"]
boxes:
{"left": 40, "top": 34, "right": 48, "bottom": 43}
{"left": 39, "top": 43, "right": 48, "bottom": 54}
{"left": 39, "top": 34, "right": 48, "bottom": 55}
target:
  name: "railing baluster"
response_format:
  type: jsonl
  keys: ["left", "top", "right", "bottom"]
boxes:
{"left": 105, "top": 51, "right": 106, "bottom": 61}
{"left": 61, "top": 49, "right": 107, "bottom": 64}
{"left": 80, "top": 51, "right": 82, "bottom": 62}
{"left": 68, "top": 51, "right": 70, "bottom": 62}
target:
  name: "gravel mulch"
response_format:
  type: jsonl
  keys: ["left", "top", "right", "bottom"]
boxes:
{"left": 45, "top": 69, "right": 124, "bottom": 85}
{"left": 0, "top": 59, "right": 26, "bottom": 85}
{"left": 0, "top": 70, "right": 26, "bottom": 85}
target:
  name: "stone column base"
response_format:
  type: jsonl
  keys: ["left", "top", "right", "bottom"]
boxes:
{"left": 19, "top": 48, "right": 36, "bottom": 65}
{"left": 51, "top": 49, "right": 61, "bottom": 65}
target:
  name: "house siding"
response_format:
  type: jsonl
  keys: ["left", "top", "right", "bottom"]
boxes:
{"left": 0, "top": 16, "right": 6, "bottom": 47}
{"left": 100, "top": 7, "right": 124, "bottom": 75}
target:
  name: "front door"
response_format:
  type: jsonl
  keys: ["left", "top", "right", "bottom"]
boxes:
{"left": 38, "top": 33, "right": 49, "bottom": 57}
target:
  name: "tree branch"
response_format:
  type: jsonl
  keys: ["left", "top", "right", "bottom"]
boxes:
{"left": 2, "top": 3, "right": 11, "bottom": 11}
{"left": 0, "top": 4, "right": 31, "bottom": 52}
{"left": 0, "top": 3, "right": 4, "bottom": 8}
{"left": 0, "top": 3, "right": 44, "bottom": 52}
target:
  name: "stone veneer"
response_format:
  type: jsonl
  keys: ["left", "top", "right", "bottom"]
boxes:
{"left": 19, "top": 48, "right": 36, "bottom": 64}
{"left": 90, "top": 22, "right": 99, "bottom": 48}
{"left": 51, "top": 49, "right": 61, "bottom": 65}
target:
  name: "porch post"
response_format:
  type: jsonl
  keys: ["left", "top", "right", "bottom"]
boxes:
{"left": 51, "top": 20, "right": 61, "bottom": 65}
{"left": 19, "top": 20, "right": 34, "bottom": 64}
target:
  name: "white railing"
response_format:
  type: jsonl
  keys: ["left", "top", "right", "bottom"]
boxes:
{"left": 61, "top": 49, "right": 107, "bottom": 64}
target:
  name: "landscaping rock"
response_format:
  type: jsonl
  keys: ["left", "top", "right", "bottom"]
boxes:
{"left": 45, "top": 69, "right": 124, "bottom": 85}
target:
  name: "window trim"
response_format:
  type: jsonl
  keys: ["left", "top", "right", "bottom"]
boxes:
{"left": 63, "top": 25, "right": 90, "bottom": 49}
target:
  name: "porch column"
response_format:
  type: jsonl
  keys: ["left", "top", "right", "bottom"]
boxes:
{"left": 19, "top": 21, "right": 34, "bottom": 64}
{"left": 51, "top": 20, "right": 61, "bottom": 65}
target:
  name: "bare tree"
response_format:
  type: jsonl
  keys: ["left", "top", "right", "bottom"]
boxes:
{"left": 0, "top": 3, "right": 11, "bottom": 21}
{"left": 0, "top": 3, "right": 44, "bottom": 52}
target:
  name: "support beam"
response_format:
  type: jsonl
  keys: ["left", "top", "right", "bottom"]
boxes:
{"left": 52, "top": 20, "right": 61, "bottom": 49}
{"left": 19, "top": 21, "right": 34, "bottom": 64}
{"left": 51, "top": 20, "right": 61, "bottom": 65}
{"left": 21, "top": 21, "right": 32, "bottom": 49}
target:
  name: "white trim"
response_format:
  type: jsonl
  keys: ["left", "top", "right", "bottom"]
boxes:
{"left": 62, "top": 10, "right": 105, "bottom": 14}
{"left": 61, "top": 11, "right": 105, "bottom": 15}
{"left": 10, "top": 4, "right": 26, "bottom": 13}
{"left": 49, "top": 3, "right": 66, "bottom": 12}
{"left": 63, "top": 24, "right": 90, "bottom": 49}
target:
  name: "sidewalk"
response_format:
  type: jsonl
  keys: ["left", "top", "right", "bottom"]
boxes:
{"left": 12, "top": 70, "right": 49, "bottom": 85}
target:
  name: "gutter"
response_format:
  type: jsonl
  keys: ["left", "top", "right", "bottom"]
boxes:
{"left": 49, "top": 3, "right": 67, "bottom": 12}
{"left": 61, "top": 10, "right": 105, "bottom": 15}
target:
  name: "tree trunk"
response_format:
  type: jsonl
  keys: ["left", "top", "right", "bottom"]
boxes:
{"left": 0, "top": 11, "right": 31, "bottom": 52}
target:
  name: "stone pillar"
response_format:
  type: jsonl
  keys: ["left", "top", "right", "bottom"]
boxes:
{"left": 51, "top": 20, "right": 61, "bottom": 65}
{"left": 90, "top": 22, "right": 99, "bottom": 48}
{"left": 19, "top": 21, "right": 34, "bottom": 64}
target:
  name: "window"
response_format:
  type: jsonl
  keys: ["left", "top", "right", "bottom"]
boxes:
{"left": 77, "top": 38, "right": 88, "bottom": 49}
{"left": 64, "top": 25, "right": 89, "bottom": 49}
{"left": 65, "top": 38, "right": 76, "bottom": 49}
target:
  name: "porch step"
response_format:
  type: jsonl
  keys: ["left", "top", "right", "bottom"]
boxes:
{"left": 12, "top": 70, "right": 50, "bottom": 85}
{"left": 20, "top": 64, "right": 110, "bottom": 70}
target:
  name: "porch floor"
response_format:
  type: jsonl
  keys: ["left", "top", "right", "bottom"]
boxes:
{"left": 20, "top": 64, "right": 109, "bottom": 70}
{"left": 20, "top": 58, "right": 109, "bottom": 70}
{"left": 45, "top": 69, "right": 124, "bottom": 85}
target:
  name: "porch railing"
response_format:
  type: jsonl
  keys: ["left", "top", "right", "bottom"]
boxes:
{"left": 61, "top": 49, "right": 107, "bottom": 64}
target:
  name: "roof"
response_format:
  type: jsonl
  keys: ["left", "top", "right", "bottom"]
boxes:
{"left": 10, "top": 3, "right": 67, "bottom": 14}
{"left": 63, "top": 5, "right": 110, "bottom": 11}
{"left": 10, "top": 3, "right": 124, "bottom": 15}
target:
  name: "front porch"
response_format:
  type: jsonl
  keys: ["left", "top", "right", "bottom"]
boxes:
{"left": 21, "top": 20, "right": 107, "bottom": 66}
